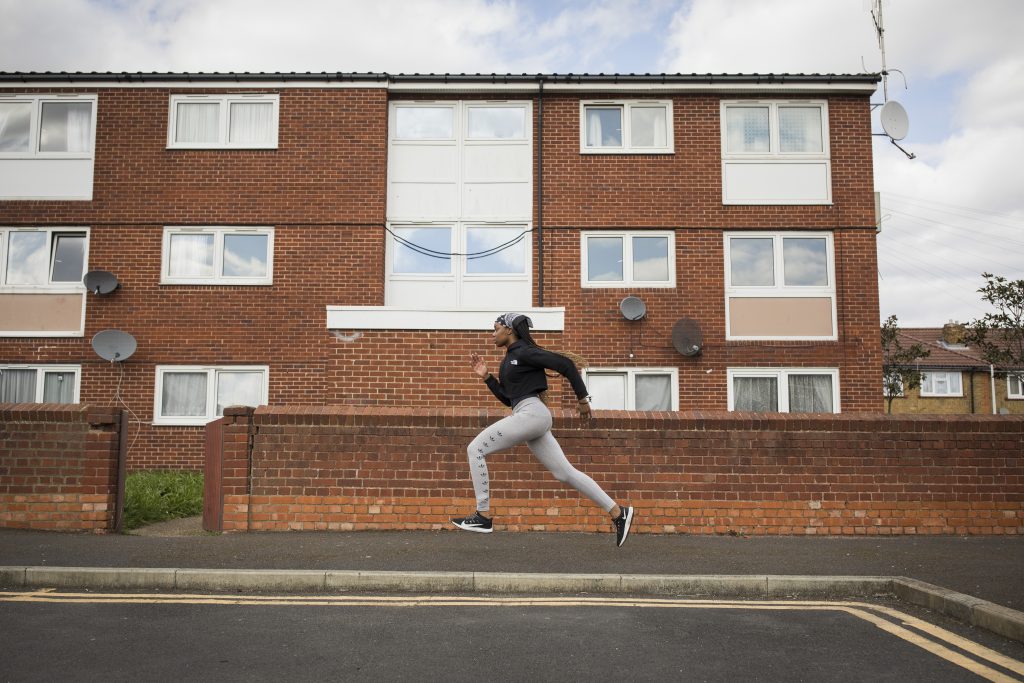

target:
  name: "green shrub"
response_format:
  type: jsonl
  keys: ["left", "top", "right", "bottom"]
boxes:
{"left": 123, "top": 471, "right": 203, "bottom": 530}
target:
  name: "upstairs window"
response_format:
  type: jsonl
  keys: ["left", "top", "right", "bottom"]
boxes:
{"left": 168, "top": 94, "right": 279, "bottom": 149}
{"left": 581, "top": 231, "right": 675, "bottom": 288}
{"left": 581, "top": 101, "right": 672, "bottom": 154}
{"left": 723, "top": 102, "right": 826, "bottom": 157}
{"left": 0, "top": 95, "right": 96, "bottom": 158}
{"left": 0, "top": 228, "right": 88, "bottom": 288}
{"left": 162, "top": 227, "right": 274, "bottom": 285}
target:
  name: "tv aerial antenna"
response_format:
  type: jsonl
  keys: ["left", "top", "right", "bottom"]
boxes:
{"left": 870, "top": 0, "right": 915, "bottom": 159}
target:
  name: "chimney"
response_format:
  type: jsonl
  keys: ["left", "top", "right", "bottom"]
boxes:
{"left": 942, "top": 321, "right": 967, "bottom": 345}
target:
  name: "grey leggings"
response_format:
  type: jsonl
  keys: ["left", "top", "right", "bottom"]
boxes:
{"left": 467, "top": 396, "right": 615, "bottom": 513}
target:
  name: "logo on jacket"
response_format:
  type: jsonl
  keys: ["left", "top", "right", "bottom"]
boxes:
{"left": 510, "top": 359, "right": 519, "bottom": 365}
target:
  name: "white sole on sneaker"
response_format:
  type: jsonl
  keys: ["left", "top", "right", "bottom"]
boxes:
{"left": 617, "top": 507, "right": 634, "bottom": 547}
{"left": 452, "top": 521, "right": 493, "bottom": 533}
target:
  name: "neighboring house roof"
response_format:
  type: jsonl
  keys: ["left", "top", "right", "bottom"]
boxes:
{"left": 896, "top": 328, "right": 1022, "bottom": 371}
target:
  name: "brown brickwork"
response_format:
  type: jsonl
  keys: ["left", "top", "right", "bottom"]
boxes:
{"left": 211, "top": 406, "right": 1024, "bottom": 536}
{"left": 1, "top": 85, "right": 884, "bottom": 471}
{"left": 0, "top": 404, "right": 121, "bottom": 531}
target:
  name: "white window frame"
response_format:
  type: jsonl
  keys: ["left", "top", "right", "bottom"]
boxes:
{"left": 0, "top": 364, "right": 81, "bottom": 403}
{"left": 721, "top": 100, "right": 829, "bottom": 159}
{"left": 723, "top": 231, "right": 837, "bottom": 341}
{"left": 0, "top": 94, "right": 97, "bottom": 160}
{"left": 0, "top": 227, "right": 90, "bottom": 290}
{"left": 161, "top": 227, "right": 274, "bottom": 285}
{"left": 919, "top": 371, "right": 963, "bottom": 398}
{"left": 580, "top": 100, "right": 673, "bottom": 154}
{"left": 1008, "top": 373, "right": 1024, "bottom": 400}
{"left": 580, "top": 231, "right": 676, "bottom": 288}
{"left": 153, "top": 365, "right": 269, "bottom": 426}
{"left": 727, "top": 368, "right": 841, "bottom": 413}
{"left": 384, "top": 221, "right": 531, "bottom": 306}
{"left": 167, "top": 94, "right": 279, "bottom": 149}
{"left": 583, "top": 367, "right": 679, "bottom": 411}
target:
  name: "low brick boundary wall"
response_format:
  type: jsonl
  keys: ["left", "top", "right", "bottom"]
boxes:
{"left": 209, "top": 406, "right": 1024, "bottom": 536}
{"left": 0, "top": 404, "right": 122, "bottom": 532}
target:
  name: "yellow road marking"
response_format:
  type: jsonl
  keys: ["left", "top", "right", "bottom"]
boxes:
{"left": 2, "top": 592, "right": 1021, "bottom": 681}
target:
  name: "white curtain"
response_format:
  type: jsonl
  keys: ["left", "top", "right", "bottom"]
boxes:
{"left": 66, "top": 104, "right": 92, "bottom": 152}
{"left": 162, "top": 373, "right": 208, "bottom": 417}
{"left": 586, "top": 109, "right": 603, "bottom": 147}
{"left": 636, "top": 375, "right": 672, "bottom": 411}
{"left": 229, "top": 102, "right": 273, "bottom": 144}
{"left": 734, "top": 376, "right": 778, "bottom": 412}
{"left": 630, "top": 107, "right": 666, "bottom": 148}
{"left": 43, "top": 372, "right": 75, "bottom": 403}
{"left": 788, "top": 375, "right": 833, "bottom": 413}
{"left": 169, "top": 233, "right": 215, "bottom": 277}
{"left": 176, "top": 103, "right": 219, "bottom": 143}
{"left": 1, "top": 369, "right": 37, "bottom": 402}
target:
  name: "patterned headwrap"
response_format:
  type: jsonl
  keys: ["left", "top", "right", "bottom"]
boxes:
{"left": 496, "top": 312, "right": 533, "bottom": 329}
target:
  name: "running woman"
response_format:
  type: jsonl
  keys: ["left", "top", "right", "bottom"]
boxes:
{"left": 452, "top": 312, "right": 634, "bottom": 547}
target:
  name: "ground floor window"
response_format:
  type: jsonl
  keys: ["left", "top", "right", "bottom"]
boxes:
{"left": 728, "top": 368, "right": 839, "bottom": 413}
{"left": 1008, "top": 373, "right": 1023, "bottom": 399}
{"left": 0, "top": 364, "right": 80, "bottom": 403}
{"left": 583, "top": 367, "right": 678, "bottom": 411}
{"left": 154, "top": 366, "right": 268, "bottom": 425}
{"left": 920, "top": 371, "right": 962, "bottom": 397}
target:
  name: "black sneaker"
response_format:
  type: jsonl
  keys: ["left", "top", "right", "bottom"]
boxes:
{"left": 613, "top": 506, "right": 634, "bottom": 547}
{"left": 452, "top": 511, "right": 493, "bottom": 534}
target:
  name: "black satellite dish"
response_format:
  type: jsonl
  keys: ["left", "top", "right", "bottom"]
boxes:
{"left": 619, "top": 296, "right": 647, "bottom": 321}
{"left": 92, "top": 330, "right": 137, "bottom": 362}
{"left": 671, "top": 318, "right": 703, "bottom": 357}
{"left": 83, "top": 270, "right": 120, "bottom": 295}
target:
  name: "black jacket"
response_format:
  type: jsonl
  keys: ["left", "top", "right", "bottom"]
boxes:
{"left": 484, "top": 341, "right": 589, "bottom": 407}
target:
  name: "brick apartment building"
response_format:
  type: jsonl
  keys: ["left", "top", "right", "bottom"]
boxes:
{"left": 0, "top": 71, "right": 883, "bottom": 470}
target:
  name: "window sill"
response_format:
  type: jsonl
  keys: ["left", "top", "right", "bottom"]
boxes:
{"left": 581, "top": 149, "right": 674, "bottom": 155}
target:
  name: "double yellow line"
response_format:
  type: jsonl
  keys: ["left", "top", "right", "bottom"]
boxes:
{"left": 3, "top": 591, "right": 1022, "bottom": 682}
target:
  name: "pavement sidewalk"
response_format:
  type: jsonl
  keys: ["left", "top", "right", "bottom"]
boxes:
{"left": 1, "top": 526, "right": 1021, "bottom": 610}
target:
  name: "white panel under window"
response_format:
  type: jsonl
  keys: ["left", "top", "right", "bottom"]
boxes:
{"left": 589, "top": 373, "right": 627, "bottom": 410}
{"left": 0, "top": 102, "right": 32, "bottom": 152}
{"left": 395, "top": 107, "right": 454, "bottom": 140}
{"left": 175, "top": 103, "right": 220, "bottom": 144}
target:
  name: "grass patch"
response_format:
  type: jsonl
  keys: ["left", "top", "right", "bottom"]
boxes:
{"left": 123, "top": 470, "right": 203, "bottom": 530}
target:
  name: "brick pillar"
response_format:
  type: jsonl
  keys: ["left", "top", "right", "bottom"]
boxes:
{"left": 220, "top": 406, "right": 256, "bottom": 532}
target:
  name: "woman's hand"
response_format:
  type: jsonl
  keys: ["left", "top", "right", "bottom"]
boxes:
{"left": 578, "top": 400, "right": 592, "bottom": 419}
{"left": 470, "top": 353, "right": 490, "bottom": 380}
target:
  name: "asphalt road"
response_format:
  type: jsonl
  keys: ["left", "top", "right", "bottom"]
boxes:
{"left": 2, "top": 592, "right": 1023, "bottom": 682}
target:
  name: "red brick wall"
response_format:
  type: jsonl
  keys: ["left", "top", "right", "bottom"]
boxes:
{"left": 213, "top": 406, "right": 1024, "bottom": 536}
{"left": 0, "top": 404, "right": 121, "bottom": 531}
{"left": 1, "top": 86, "right": 882, "bottom": 471}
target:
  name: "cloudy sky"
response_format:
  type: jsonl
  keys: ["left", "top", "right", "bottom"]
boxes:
{"left": 2, "top": 0, "right": 1021, "bottom": 327}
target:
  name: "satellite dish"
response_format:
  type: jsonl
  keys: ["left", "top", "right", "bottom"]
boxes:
{"left": 619, "top": 296, "right": 647, "bottom": 321}
{"left": 92, "top": 330, "right": 137, "bottom": 362}
{"left": 83, "top": 270, "right": 120, "bottom": 295}
{"left": 671, "top": 318, "right": 703, "bottom": 357}
{"left": 880, "top": 100, "right": 909, "bottom": 141}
